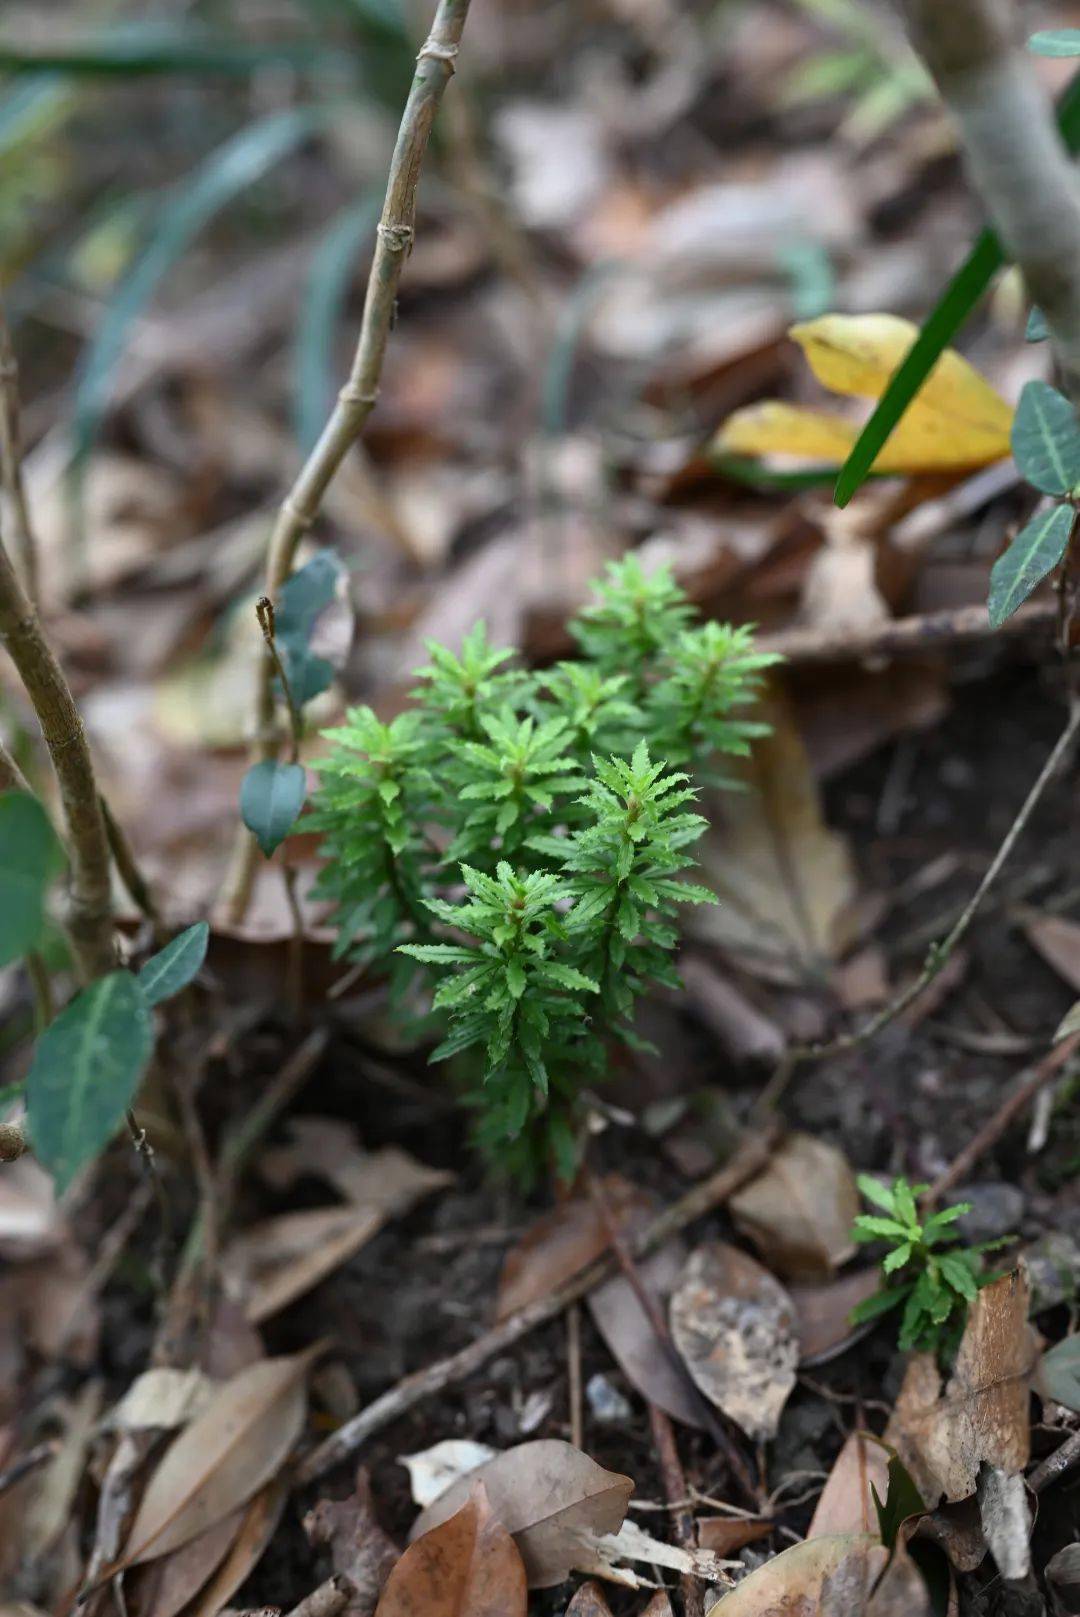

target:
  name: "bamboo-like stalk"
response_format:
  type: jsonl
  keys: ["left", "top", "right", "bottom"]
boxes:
{"left": 0, "top": 538, "right": 115, "bottom": 982}
{"left": 222, "top": 0, "right": 473, "bottom": 923}
{"left": 903, "top": 0, "right": 1080, "bottom": 396}
{"left": 0, "top": 306, "right": 38, "bottom": 603}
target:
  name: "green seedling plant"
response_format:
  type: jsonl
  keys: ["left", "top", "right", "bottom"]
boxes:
{"left": 850, "top": 1174, "right": 1004, "bottom": 1358}
{"left": 310, "top": 557, "right": 778, "bottom": 1179}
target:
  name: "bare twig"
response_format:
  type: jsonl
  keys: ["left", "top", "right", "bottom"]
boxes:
{"left": 0, "top": 305, "right": 38, "bottom": 603}
{"left": 100, "top": 792, "right": 161, "bottom": 930}
{"left": 0, "top": 537, "right": 114, "bottom": 981}
{"left": 0, "top": 1440, "right": 58, "bottom": 1499}
{"left": 756, "top": 599, "right": 1056, "bottom": 666}
{"left": 1029, "top": 1427, "right": 1080, "bottom": 1494}
{"left": 285, "top": 1576, "right": 354, "bottom": 1617}
{"left": 903, "top": 0, "right": 1080, "bottom": 396}
{"left": 567, "top": 1302, "right": 584, "bottom": 1451}
{"left": 926, "top": 1029, "right": 1080, "bottom": 1203}
{"left": 649, "top": 1405, "right": 705, "bottom": 1617}
{"left": 296, "top": 1125, "right": 777, "bottom": 1485}
{"left": 223, "top": 0, "right": 474, "bottom": 922}
{"left": 763, "top": 697, "right": 1080, "bottom": 1092}
{"left": 0, "top": 733, "right": 30, "bottom": 793}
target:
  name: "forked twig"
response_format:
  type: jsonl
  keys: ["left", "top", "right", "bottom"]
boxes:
{"left": 223, "top": 0, "right": 473, "bottom": 922}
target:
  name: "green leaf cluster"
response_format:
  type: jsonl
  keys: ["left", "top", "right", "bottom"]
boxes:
{"left": 850, "top": 1174, "right": 1005, "bottom": 1358}
{"left": 311, "top": 558, "right": 778, "bottom": 1178}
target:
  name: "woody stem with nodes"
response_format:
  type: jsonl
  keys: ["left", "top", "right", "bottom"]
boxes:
{"left": 222, "top": 0, "right": 473, "bottom": 922}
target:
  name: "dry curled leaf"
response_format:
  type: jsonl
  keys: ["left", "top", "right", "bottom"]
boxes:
{"left": 704, "top": 1533, "right": 886, "bottom": 1616}
{"left": 564, "top": 1582, "right": 613, "bottom": 1616}
{"left": 669, "top": 1241, "right": 798, "bottom": 1441}
{"left": 126, "top": 1508, "right": 246, "bottom": 1617}
{"left": 729, "top": 1132, "right": 859, "bottom": 1281}
{"left": 496, "top": 1175, "right": 648, "bottom": 1320}
{"left": 409, "top": 1440, "right": 634, "bottom": 1590}
{"left": 225, "top": 1206, "right": 383, "bottom": 1325}
{"left": 886, "top": 1270, "right": 1035, "bottom": 1503}
{"left": 376, "top": 1481, "right": 526, "bottom": 1617}
{"left": 115, "top": 1346, "right": 319, "bottom": 1569}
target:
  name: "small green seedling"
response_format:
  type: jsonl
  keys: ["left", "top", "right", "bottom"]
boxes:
{"left": 311, "top": 557, "right": 779, "bottom": 1179}
{"left": 850, "top": 1174, "right": 1003, "bottom": 1357}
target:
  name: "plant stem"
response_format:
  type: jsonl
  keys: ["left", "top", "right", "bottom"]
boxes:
{"left": 223, "top": 0, "right": 473, "bottom": 923}
{"left": 0, "top": 539, "right": 114, "bottom": 982}
{"left": 902, "top": 0, "right": 1080, "bottom": 396}
{"left": 0, "top": 733, "right": 30, "bottom": 793}
{"left": 0, "top": 306, "right": 38, "bottom": 603}
{"left": 99, "top": 792, "right": 161, "bottom": 930}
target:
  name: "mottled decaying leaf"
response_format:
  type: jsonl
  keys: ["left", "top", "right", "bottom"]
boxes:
{"left": 886, "top": 1270, "right": 1035, "bottom": 1503}
{"left": 809, "top": 1432, "right": 891, "bottom": 1539}
{"left": 704, "top": 1533, "right": 886, "bottom": 1615}
{"left": 409, "top": 1440, "right": 634, "bottom": 1589}
{"left": 715, "top": 313, "right": 1013, "bottom": 474}
{"left": 729, "top": 1132, "right": 859, "bottom": 1281}
{"left": 376, "top": 1481, "right": 526, "bottom": 1616}
{"left": 304, "top": 1467, "right": 400, "bottom": 1617}
{"left": 115, "top": 1346, "right": 319, "bottom": 1568}
{"left": 125, "top": 1507, "right": 246, "bottom": 1617}
{"left": 669, "top": 1241, "right": 798, "bottom": 1442}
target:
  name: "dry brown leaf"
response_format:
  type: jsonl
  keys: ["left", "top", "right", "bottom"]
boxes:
{"left": 639, "top": 1596, "right": 675, "bottom": 1617}
{"left": 126, "top": 1507, "right": 246, "bottom": 1617}
{"left": 23, "top": 1380, "right": 103, "bottom": 1564}
{"left": 409, "top": 1440, "right": 634, "bottom": 1590}
{"left": 108, "top": 1369, "right": 215, "bottom": 1433}
{"left": 704, "top": 1533, "right": 886, "bottom": 1616}
{"left": 696, "top": 1518, "right": 774, "bottom": 1556}
{"left": 496, "top": 1175, "right": 649, "bottom": 1321}
{"left": 886, "top": 1270, "right": 1034, "bottom": 1503}
{"left": 1020, "top": 912, "right": 1080, "bottom": 993}
{"left": 729, "top": 1132, "right": 859, "bottom": 1281}
{"left": 183, "top": 1478, "right": 287, "bottom": 1617}
{"left": 865, "top": 1539, "right": 933, "bottom": 1617}
{"left": 304, "top": 1467, "right": 401, "bottom": 1617}
{"left": 691, "top": 687, "right": 858, "bottom": 973}
{"left": 116, "top": 1346, "right": 319, "bottom": 1568}
{"left": 669, "top": 1242, "right": 798, "bottom": 1441}
{"left": 376, "top": 1480, "right": 526, "bottom": 1617}
{"left": 587, "top": 1242, "right": 705, "bottom": 1429}
{"left": 808, "top": 1432, "right": 891, "bottom": 1538}
{"left": 225, "top": 1207, "right": 383, "bottom": 1324}
{"left": 792, "top": 1269, "right": 880, "bottom": 1364}
{"left": 564, "top": 1582, "right": 613, "bottom": 1617}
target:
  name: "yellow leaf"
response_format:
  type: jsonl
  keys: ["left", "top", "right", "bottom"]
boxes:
{"left": 715, "top": 311, "right": 1014, "bottom": 475}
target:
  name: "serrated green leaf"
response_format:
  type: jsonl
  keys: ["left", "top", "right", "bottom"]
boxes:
{"left": 137, "top": 922, "right": 209, "bottom": 1007}
{"left": 855, "top": 1172, "right": 896, "bottom": 1213}
{"left": 882, "top": 1242, "right": 912, "bottom": 1274}
{"left": 1029, "top": 29, "right": 1080, "bottom": 57}
{"left": 988, "top": 503, "right": 1075, "bottom": 627}
{"left": 0, "top": 792, "right": 65, "bottom": 968}
{"left": 1011, "top": 381, "right": 1080, "bottom": 494}
{"left": 27, "top": 971, "right": 152, "bottom": 1191}
{"left": 240, "top": 760, "right": 307, "bottom": 857}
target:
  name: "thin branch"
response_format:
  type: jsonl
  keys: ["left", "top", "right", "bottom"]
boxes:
{"left": 0, "top": 537, "right": 114, "bottom": 981}
{"left": 255, "top": 595, "right": 302, "bottom": 765}
{"left": 756, "top": 599, "right": 1056, "bottom": 666}
{"left": 223, "top": 0, "right": 473, "bottom": 923}
{"left": 902, "top": 0, "right": 1080, "bottom": 394}
{"left": 0, "top": 305, "right": 38, "bottom": 603}
{"left": 296, "top": 1124, "right": 778, "bottom": 1485}
{"left": 766, "top": 697, "right": 1080, "bottom": 1085}
{"left": 0, "top": 733, "right": 30, "bottom": 793}
{"left": 100, "top": 792, "right": 161, "bottom": 929}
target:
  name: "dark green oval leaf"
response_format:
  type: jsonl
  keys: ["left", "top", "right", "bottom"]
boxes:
{"left": 988, "top": 503, "right": 1075, "bottom": 628}
{"left": 835, "top": 67, "right": 1080, "bottom": 507}
{"left": 1011, "top": 381, "right": 1080, "bottom": 494}
{"left": 137, "top": 921, "right": 209, "bottom": 1006}
{"left": 276, "top": 549, "right": 344, "bottom": 707}
{"left": 0, "top": 791, "right": 65, "bottom": 968}
{"left": 27, "top": 972, "right": 152, "bottom": 1192}
{"left": 240, "top": 760, "right": 307, "bottom": 857}
{"left": 1029, "top": 29, "right": 1080, "bottom": 57}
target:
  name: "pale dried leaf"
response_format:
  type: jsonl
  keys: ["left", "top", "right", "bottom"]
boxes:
{"left": 704, "top": 1533, "right": 886, "bottom": 1615}
{"left": 376, "top": 1481, "right": 526, "bottom": 1616}
{"left": 184, "top": 1479, "right": 287, "bottom": 1617}
{"left": 729, "top": 1132, "right": 859, "bottom": 1281}
{"left": 409, "top": 1440, "right": 634, "bottom": 1590}
{"left": 118, "top": 1347, "right": 318, "bottom": 1567}
{"left": 669, "top": 1242, "right": 798, "bottom": 1441}
{"left": 976, "top": 1465, "right": 1030, "bottom": 1582}
{"left": 126, "top": 1507, "right": 246, "bottom": 1617}
{"left": 696, "top": 1518, "right": 774, "bottom": 1556}
{"left": 865, "top": 1539, "right": 933, "bottom": 1617}
{"left": 398, "top": 1441, "right": 497, "bottom": 1508}
{"left": 108, "top": 1369, "right": 216, "bottom": 1433}
{"left": 809, "top": 1432, "right": 891, "bottom": 1538}
{"left": 692, "top": 688, "right": 858, "bottom": 971}
{"left": 886, "top": 1270, "right": 1034, "bottom": 1502}
{"left": 225, "top": 1207, "right": 383, "bottom": 1324}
